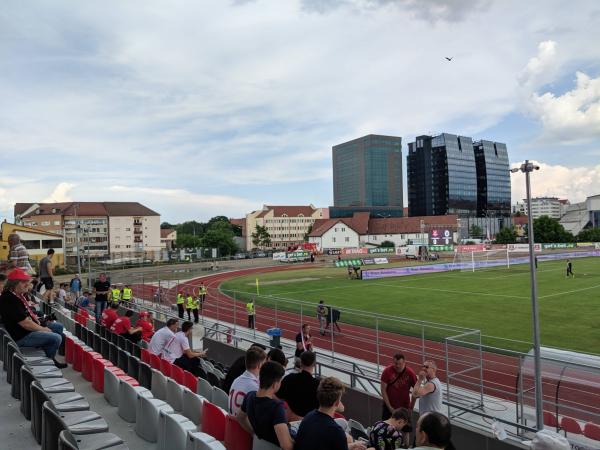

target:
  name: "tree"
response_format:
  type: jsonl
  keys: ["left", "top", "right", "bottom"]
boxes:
{"left": 176, "top": 221, "right": 206, "bottom": 236}
{"left": 161, "top": 221, "right": 175, "bottom": 229}
{"left": 469, "top": 224, "right": 483, "bottom": 238}
{"left": 303, "top": 224, "right": 313, "bottom": 242}
{"left": 379, "top": 240, "right": 395, "bottom": 247}
{"left": 494, "top": 227, "right": 517, "bottom": 244}
{"left": 533, "top": 215, "right": 574, "bottom": 243}
{"left": 176, "top": 234, "right": 202, "bottom": 249}
{"left": 201, "top": 221, "right": 238, "bottom": 256}
{"left": 251, "top": 225, "right": 272, "bottom": 249}
{"left": 577, "top": 227, "right": 600, "bottom": 242}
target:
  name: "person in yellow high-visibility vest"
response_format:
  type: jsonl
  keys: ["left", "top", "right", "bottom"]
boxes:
{"left": 191, "top": 294, "right": 200, "bottom": 324}
{"left": 199, "top": 282, "right": 207, "bottom": 303}
{"left": 246, "top": 299, "right": 255, "bottom": 329}
{"left": 176, "top": 291, "right": 185, "bottom": 319}
{"left": 121, "top": 285, "right": 132, "bottom": 303}
{"left": 110, "top": 285, "right": 121, "bottom": 305}
{"left": 186, "top": 292, "right": 195, "bottom": 321}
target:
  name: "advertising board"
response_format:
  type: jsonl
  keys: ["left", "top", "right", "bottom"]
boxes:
{"left": 325, "top": 248, "right": 341, "bottom": 255}
{"left": 542, "top": 243, "right": 576, "bottom": 250}
{"left": 373, "top": 257, "right": 389, "bottom": 264}
{"left": 456, "top": 244, "right": 486, "bottom": 253}
{"left": 507, "top": 243, "right": 542, "bottom": 252}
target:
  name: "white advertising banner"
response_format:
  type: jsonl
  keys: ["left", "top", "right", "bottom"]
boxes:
{"left": 507, "top": 243, "right": 542, "bottom": 253}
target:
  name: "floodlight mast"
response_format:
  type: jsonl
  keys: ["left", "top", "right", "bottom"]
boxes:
{"left": 512, "top": 160, "right": 543, "bottom": 431}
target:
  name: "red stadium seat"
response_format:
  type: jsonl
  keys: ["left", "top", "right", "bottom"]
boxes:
{"left": 92, "top": 358, "right": 116, "bottom": 393}
{"left": 543, "top": 411, "right": 559, "bottom": 429}
{"left": 141, "top": 348, "right": 152, "bottom": 365}
{"left": 149, "top": 353, "right": 162, "bottom": 370}
{"left": 73, "top": 343, "right": 85, "bottom": 372}
{"left": 160, "top": 358, "right": 173, "bottom": 378}
{"left": 65, "top": 335, "right": 75, "bottom": 364}
{"left": 82, "top": 351, "right": 103, "bottom": 381}
{"left": 171, "top": 364, "right": 185, "bottom": 385}
{"left": 202, "top": 401, "right": 227, "bottom": 441}
{"left": 584, "top": 423, "right": 600, "bottom": 441}
{"left": 561, "top": 417, "right": 582, "bottom": 435}
{"left": 224, "top": 414, "right": 252, "bottom": 450}
{"left": 183, "top": 371, "right": 198, "bottom": 392}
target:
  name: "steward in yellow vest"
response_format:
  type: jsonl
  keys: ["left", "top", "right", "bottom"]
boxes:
{"left": 122, "top": 286, "right": 132, "bottom": 302}
{"left": 246, "top": 300, "right": 255, "bottom": 329}
{"left": 176, "top": 291, "right": 185, "bottom": 318}
{"left": 111, "top": 286, "right": 121, "bottom": 304}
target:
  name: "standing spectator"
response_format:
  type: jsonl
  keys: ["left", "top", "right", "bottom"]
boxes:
{"left": 199, "top": 282, "right": 207, "bottom": 305}
{"left": 246, "top": 298, "right": 255, "bottom": 329}
{"left": 57, "top": 283, "right": 68, "bottom": 302}
{"left": 186, "top": 292, "right": 195, "bottom": 321}
{"left": 223, "top": 342, "right": 267, "bottom": 393}
{"left": 317, "top": 300, "right": 327, "bottom": 335}
{"left": 162, "top": 321, "right": 207, "bottom": 376}
{"left": 70, "top": 274, "right": 82, "bottom": 300}
{"left": 237, "top": 361, "right": 294, "bottom": 450}
{"left": 325, "top": 306, "right": 342, "bottom": 335}
{"left": 369, "top": 407, "right": 410, "bottom": 450}
{"left": 93, "top": 272, "right": 110, "bottom": 322}
{"left": 0, "top": 269, "right": 67, "bottom": 368}
{"left": 8, "top": 233, "right": 33, "bottom": 273}
{"left": 295, "top": 323, "right": 313, "bottom": 358}
{"left": 566, "top": 259, "right": 574, "bottom": 278}
{"left": 136, "top": 311, "right": 155, "bottom": 343}
{"left": 101, "top": 303, "right": 119, "bottom": 329}
{"left": 110, "top": 310, "right": 143, "bottom": 343}
{"left": 294, "top": 376, "right": 371, "bottom": 450}
{"left": 38, "top": 249, "right": 55, "bottom": 302}
{"left": 229, "top": 346, "right": 267, "bottom": 414}
{"left": 381, "top": 353, "right": 417, "bottom": 420}
{"left": 176, "top": 290, "right": 185, "bottom": 319}
{"left": 414, "top": 412, "right": 454, "bottom": 450}
{"left": 413, "top": 361, "right": 445, "bottom": 416}
{"left": 148, "top": 318, "right": 179, "bottom": 356}
{"left": 276, "top": 350, "right": 319, "bottom": 420}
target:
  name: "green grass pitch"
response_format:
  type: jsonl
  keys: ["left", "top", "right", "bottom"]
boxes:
{"left": 220, "top": 257, "right": 600, "bottom": 354}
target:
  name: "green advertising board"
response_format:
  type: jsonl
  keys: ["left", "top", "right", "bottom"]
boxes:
{"left": 368, "top": 247, "right": 395, "bottom": 254}
{"left": 335, "top": 259, "right": 362, "bottom": 267}
{"left": 542, "top": 243, "right": 576, "bottom": 250}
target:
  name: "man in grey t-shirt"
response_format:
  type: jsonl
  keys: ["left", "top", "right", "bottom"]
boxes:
{"left": 413, "top": 360, "right": 445, "bottom": 416}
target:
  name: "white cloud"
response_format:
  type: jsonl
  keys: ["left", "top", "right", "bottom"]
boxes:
{"left": 511, "top": 160, "right": 600, "bottom": 203}
{"left": 42, "top": 182, "right": 76, "bottom": 203}
{"left": 518, "top": 40, "right": 557, "bottom": 89}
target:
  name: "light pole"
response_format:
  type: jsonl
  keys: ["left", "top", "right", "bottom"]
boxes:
{"left": 74, "top": 203, "right": 81, "bottom": 276}
{"left": 511, "top": 160, "right": 543, "bottom": 430}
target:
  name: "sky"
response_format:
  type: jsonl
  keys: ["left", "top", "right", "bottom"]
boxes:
{"left": 1, "top": 0, "right": 600, "bottom": 223}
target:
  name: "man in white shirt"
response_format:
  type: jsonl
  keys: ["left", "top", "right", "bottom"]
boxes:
{"left": 229, "top": 346, "right": 267, "bottom": 414}
{"left": 162, "top": 321, "right": 207, "bottom": 376}
{"left": 149, "top": 318, "right": 179, "bottom": 356}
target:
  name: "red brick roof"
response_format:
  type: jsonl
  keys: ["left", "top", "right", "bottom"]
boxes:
{"left": 160, "top": 228, "right": 176, "bottom": 238}
{"left": 16, "top": 202, "right": 158, "bottom": 218}
{"left": 257, "top": 205, "right": 318, "bottom": 218}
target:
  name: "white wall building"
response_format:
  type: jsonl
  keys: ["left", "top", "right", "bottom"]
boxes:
{"left": 512, "top": 197, "right": 569, "bottom": 219}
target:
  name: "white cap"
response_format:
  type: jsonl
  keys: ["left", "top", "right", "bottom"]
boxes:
{"left": 528, "top": 429, "right": 570, "bottom": 450}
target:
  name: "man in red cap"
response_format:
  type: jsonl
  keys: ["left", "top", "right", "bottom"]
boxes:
{"left": 0, "top": 269, "right": 67, "bottom": 368}
{"left": 136, "top": 311, "right": 155, "bottom": 344}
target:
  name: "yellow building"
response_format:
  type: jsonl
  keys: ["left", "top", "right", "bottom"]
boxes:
{"left": 0, "top": 221, "right": 65, "bottom": 268}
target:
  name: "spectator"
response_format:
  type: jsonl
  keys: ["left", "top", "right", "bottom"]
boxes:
{"left": 276, "top": 350, "right": 319, "bottom": 420}
{"left": 75, "top": 291, "right": 91, "bottom": 309}
{"left": 0, "top": 269, "right": 67, "bottom": 368}
{"left": 229, "top": 346, "right": 267, "bottom": 414}
{"left": 295, "top": 376, "right": 371, "bottom": 450}
{"left": 414, "top": 412, "right": 454, "bottom": 450}
{"left": 7, "top": 233, "right": 33, "bottom": 273}
{"left": 111, "top": 310, "right": 143, "bottom": 343}
{"left": 325, "top": 306, "right": 342, "bottom": 334}
{"left": 38, "top": 249, "right": 55, "bottom": 302}
{"left": 148, "top": 318, "right": 179, "bottom": 356}
{"left": 57, "top": 283, "right": 68, "bottom": 302}
{"left": 369, "top": 407, "right": 410, "bottom": 450}
{"left": 223, "top": 342, "right": 267, "bottom": 393}
{"left": 413, "top": 361, "right": 444, "bottom": 416}
{"left": 93, "top": 272, "right": 110, "bottom": 322}
{"left": 246, "top": 298, "right": 255, "bottom": 329}
{"left": 162, "top": 321, "right": 207, "bottom": 376}
{"left": 317, "top": 300, "right": 327, "bottom": 335}
{"left": 70, "top": 274, "right": 82, "bottom": 300}
{"left": 101, "top": 303, "right": 119, "bottom": 329}
{"left": 295, "top": 323, "right": 313, "bottom": 358}
{"left": 237, "top": 361, "right": 294, "bottom": 450}
{"left": 381, "top": 353, "right": 417, "bottom": 423}
{"left": 136, "top": 311, "right": 155, "bottom": 343}
{"left": 267, "top": 347, "right": 288, "bottom": 368}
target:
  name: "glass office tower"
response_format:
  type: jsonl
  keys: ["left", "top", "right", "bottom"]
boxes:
{"left": 473, "top": 140, "right": 511, "bottom": 217}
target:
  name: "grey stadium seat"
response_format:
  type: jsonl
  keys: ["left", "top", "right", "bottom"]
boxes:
{"left": 118, "top": 383, "right": 153, "bottom": 422}
{"left": 167, "top": 377, "right": 184, "bottom": 412}
{"left": 197, "top": 377, "right": 212, "bottom": 402}
{"left": 211, "top": 386, "right": 229, "bottom": 411}
{"left": 135, "top": 396, "right": 174, "bottom": 443}
{"left": 151, "top": 368, "right": 168, "bottom": 400}
{"left": 186, "top": 432, "right": 226, "bottom": 450}
{"left": 158, "top": 413, "right": 197, "bottom": 450}
{"left": 181, "top": 388, "right": 205, "bottom": 426}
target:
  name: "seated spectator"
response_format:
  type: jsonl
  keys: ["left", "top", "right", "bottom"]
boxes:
{"left": 276, "top": 351, "right": 319, "bottom": 420}
{"left": 101, "top": 303, "right": 119, "bottom": 329}
{"left": 295, "top": 377, "right": 372, "bottom": 450}
{"left": 0, "top": 269, "right": 67, "bottom": 368}
{"left": 110, "top": 310, "right": 143, "bottom": 343}
{"left": 148, "top": 318, "right": 179, "bottom": 356}
{"left": 237, "top": 361, "right": 294, "bottom": 450}
{"left": 229, "top": 346, "right": 267, "bottom": 414}
{"left": 136, "top": 311, "right": 155, "bottom": 343}
{"left": 369, "top": 407, "right": 410, "bottom": 450}
{"left": 414, "top": 412, "right": 455, "bottom": 450}
{"left": 75, "top": 291, "right": 91, "bottom": 309}
{"left": 161, "top": 321, "right": 207, "bottom": 375}
{"left": 223, "top": 342, "right": 267, "bottom": 393}
{"left": 267, "top": 347, "right": 288, "bottom": 368}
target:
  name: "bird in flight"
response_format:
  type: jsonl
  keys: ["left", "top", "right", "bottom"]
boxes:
{"left": 445, "top": 56, "right": 453, "bottom": 61}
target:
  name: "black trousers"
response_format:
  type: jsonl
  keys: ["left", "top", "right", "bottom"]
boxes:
{"left": 177, "top": 303, "right": 184, "bottom": 319}
{"left": 248, "top": 315, "right": 255, "bottom": 329}
{"left": 174, "top": 355, "right": 201, "bottom": 376}
{"left": 193, "top": 309, "right": 199, "bottom": 323}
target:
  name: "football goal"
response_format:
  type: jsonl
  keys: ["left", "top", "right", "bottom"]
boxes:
{"left": 452, "top": 249, "right": 511, "bottom": 272}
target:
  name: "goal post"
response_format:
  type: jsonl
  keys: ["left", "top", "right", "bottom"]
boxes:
{"left": 454, "top": 249, "right": 511, "bottom": 272}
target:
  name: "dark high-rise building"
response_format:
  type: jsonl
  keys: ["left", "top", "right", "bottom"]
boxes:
{"left": 331, "top": 134, "right": 403, "bottom": 218}
{"left": 473, "top": 140, "right": 511, "bottom": 217}
{"left": 407, "top": 133, "right": 478, "bottom": 217}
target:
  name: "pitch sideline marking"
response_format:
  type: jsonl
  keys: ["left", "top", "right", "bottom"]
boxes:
{"left": 538, "top": 283, "right": 600, "bottom": 299}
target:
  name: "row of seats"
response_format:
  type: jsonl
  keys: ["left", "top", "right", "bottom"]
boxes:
{"left": 544, "top": 411, "right": 600, "bottom": 441}
{"left": 1, "top": 325, "right": 129, "bottom": 450}
{"left": 52, "top": 302, "right": 281, "bottom": 450}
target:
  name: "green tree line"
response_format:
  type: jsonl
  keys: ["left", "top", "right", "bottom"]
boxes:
{"left": 161, "top": 216, "right": 242, "bottom": 256}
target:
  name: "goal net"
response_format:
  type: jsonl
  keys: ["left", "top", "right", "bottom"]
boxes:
{"left": 453, "top": 249, "right": 510, "bottom": 272}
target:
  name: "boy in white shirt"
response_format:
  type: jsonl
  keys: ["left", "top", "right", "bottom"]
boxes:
{"left": 162, "top": 321, "right": 207, "bottom": 376}
{"left": 229, "top": 346, "right": 267, "bottom": 414}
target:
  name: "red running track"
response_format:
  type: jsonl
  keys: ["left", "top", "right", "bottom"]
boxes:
{"left": 131, "top": 264, "right": 600, "bottom": 423}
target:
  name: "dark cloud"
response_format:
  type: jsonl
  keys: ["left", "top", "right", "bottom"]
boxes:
{"left": 301, "top": 0, "right": 492, "bottom": 22}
